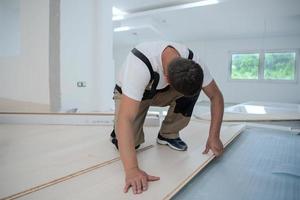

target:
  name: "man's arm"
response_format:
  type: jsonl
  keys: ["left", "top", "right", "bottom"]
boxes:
{"left": 202, "top": 80, "right": 224, "bottom": 156}
{"left": 117, "top": 94, "right": 160, "bottom": 195}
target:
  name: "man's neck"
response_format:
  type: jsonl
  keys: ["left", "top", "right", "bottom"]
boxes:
{"left": 161, "top": 46, "right": 180, "bottom": 76}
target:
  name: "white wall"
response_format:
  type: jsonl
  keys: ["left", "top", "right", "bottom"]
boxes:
{"left": 0, "top": 0, "right": 50, "bottom": 104}
{"left": 113, "top": 44, "right": 134, "bottom": 79}
{"left": 0, "top": 0, "right": 20, "bottom": 56}
{"left": 113, "top": 35, "right": 300, "bottom": 104}
{"left": 0, "top": 0, "right": 114, "bottom": 112}
{"left": 186, "top": 36, "right": 300, "bottom": 104}
{"left": 60, "top": 0, "right": 114, "bottom": 112}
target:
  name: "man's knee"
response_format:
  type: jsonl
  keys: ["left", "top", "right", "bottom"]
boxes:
{"left": 173, "top": 93, "right": 200, "bottom": 117}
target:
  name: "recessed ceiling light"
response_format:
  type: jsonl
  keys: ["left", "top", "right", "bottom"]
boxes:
{"left": 112, "top": 0, "right": 219, "bottom": 21}
{"left": 112, "top": 7, "right": 127, "bottom": 15}
{"left": 181, "top": 0, "right": 219, "bottom": 9}
{"left": 112, "top": 7, "right": 127, "bottom": 20}
{"left": 114, "top": 26, "right": 131, "bottom": 32}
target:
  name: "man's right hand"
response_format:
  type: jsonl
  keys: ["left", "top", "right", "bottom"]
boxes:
{"left": 124, "top": 167, "right": 160, "bottom": 194}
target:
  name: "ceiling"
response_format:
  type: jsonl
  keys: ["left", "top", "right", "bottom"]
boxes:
{"left": 112, "top": 0, "right": 300, "bottom": 46}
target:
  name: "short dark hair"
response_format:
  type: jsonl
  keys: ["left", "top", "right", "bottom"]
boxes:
{"left": 168, "top": 57, "right": 204, "bottom": 96}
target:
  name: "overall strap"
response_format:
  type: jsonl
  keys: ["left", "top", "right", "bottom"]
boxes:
{"left": 131, "top": 48, "right": 160, "bottom": 100}
{"left": 131, "top": 48, "right": 155, "bottom": 82}
{"left": 188, "top": 48, "right": 194, "bottom": 60}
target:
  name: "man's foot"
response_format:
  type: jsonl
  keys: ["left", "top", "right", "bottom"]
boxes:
{"left": 156, "top": 134, "right": 188, "bottom": 151}
{"left": 110, "top": 130, "right": 140, "bottom": 150}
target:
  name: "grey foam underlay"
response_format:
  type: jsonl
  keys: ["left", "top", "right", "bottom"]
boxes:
{"left": 173, "top": 127, "right": 300, "bottom": 200}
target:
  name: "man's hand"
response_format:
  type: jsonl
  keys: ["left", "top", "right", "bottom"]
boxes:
{"left": 202, "top": 81, "right": 224, "bottom": 157}
{"left": 202, "top": 137, "right": 224, "bottom": 156}
{"left": 124, "top": 168, "right": 160, "bottom": 194}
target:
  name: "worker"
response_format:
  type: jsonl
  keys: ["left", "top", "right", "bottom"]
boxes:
{"left": 110, "top": 41, "right": 224, "bottom": 195}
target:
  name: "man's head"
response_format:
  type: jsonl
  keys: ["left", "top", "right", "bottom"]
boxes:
{"left": 167, "top": 57, "right": 204, "bottom": 96}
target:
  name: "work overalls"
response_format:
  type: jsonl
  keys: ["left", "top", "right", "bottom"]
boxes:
{"left": 113, "top": 48, "right": 200, "bottom": 146}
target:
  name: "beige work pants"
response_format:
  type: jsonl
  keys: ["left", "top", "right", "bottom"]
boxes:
{"left": 113, "top": 87, "right": 199, "bottom": 146}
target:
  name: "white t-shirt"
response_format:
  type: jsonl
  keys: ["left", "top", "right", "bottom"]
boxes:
{"left": 117, "top": 41, "right": 213, "bottom": 101}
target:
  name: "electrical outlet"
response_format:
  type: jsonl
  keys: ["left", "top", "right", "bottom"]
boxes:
{"left": 77, "top": 81, "right": 87, "bottom": 87}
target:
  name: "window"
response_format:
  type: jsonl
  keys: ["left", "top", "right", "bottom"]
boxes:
{"left": 231, "top": 53, "right": 259, "bottom": 80}
{"left": 264, "top": 52, "right": 296, "bottom": 80}
{"left": 230, "top": 51, "right": 297, "bottom": 81}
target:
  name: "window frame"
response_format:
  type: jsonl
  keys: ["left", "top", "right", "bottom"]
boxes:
{"left": 229, "top": 51, "right": 261, "bottom": 81}
{"left": 228, "top": 49, "right": 299, "bottom": 84}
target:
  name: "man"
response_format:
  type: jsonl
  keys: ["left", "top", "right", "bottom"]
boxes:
{"left": 111, "top": 41, "right": 224, "bottom": 195}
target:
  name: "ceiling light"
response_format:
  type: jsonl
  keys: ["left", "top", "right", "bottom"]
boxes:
{"left": 112, "top": 0, "right": 219, "bottom": 21}
{"left": 112, "top": 7, "right": 127, "bottom": 20}
{"left": 112, "top": 7, "right": 127, "bottom": 15}
{"left": 114, "top": 26, "right": 131, "bottom": 32}
{"left": 180, "top": 0, "right": 219, "bottom": 9}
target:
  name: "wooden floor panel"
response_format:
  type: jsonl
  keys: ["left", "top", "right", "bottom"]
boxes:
{"left": 0, "top": 124, "right": 158, "bottom": 199}
{"left": 0, "top": 122, "right": 244, "bottom": 200}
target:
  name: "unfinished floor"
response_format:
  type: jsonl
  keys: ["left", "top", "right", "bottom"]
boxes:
{"left": 175, "top": 127, "right": 300, "bottom": 200}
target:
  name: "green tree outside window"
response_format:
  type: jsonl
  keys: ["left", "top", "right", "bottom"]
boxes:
{"left": 264, "top": 52, "right": 296, "bottom": 80}
{"left": 231, "top": 53, "right": 259, "bottom": 79}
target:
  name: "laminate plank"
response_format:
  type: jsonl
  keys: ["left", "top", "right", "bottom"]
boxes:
{"left": 13, "top": 122, "right": 244, "bottom": 200}
{"left": 0, "top": 124, "right": 158, "bottom": 199}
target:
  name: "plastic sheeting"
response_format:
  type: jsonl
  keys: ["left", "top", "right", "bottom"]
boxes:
{"left": 174, "top": 127, "right": 300, "bottom": 200}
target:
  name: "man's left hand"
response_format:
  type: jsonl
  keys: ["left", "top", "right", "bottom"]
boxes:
{"left": 202, "top": 137, "right": 224, "bottom": 156}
